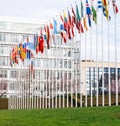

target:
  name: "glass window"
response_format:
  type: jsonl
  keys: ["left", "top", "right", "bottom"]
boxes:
{"left": 10, "top": 70, "right": 19, "bottom": 78}
{"left": 64, "top": 60, "right": 67, "bottom": 68}
{"left": 104, "top": 67, "right": 108, "bottom": 73}
{"left": 110, "top": 68, "right": 115, "bottom": 73}
{"left": 0, "top": 70, "right": 7, "bottom": 78}
{"left": 0, "top": 33, "right": 5, "bottom": 41}
{"left": 0, "top": 57, "right": 8, "bottom": 66}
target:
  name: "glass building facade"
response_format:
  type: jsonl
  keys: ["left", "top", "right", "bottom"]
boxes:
{"left": 86, "top": 67, "right": 120, "bottom": 95}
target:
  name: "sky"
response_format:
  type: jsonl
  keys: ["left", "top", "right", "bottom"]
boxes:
{"left": 0, "top": 0, "right": 120, "bottom": 62}
{"left": 0, "top": 0, "right": 76, "bottom": 22}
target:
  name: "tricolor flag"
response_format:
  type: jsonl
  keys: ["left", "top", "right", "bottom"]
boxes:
{"left": 112, "top": 0, "right": 119, "bottom": 14}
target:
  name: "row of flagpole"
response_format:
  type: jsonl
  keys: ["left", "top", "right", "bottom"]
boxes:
{"left": 8, "top": 0, "right": 120, "bottom": 109}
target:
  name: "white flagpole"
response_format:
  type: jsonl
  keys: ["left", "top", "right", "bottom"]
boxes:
{"left": 85, "top": 17, "right": 87, "bottom": 107}
{"left": 90, "top": 15, "right": 93, "bottom": 107}
{"left": 46, "top": 55, "right": 48, "bottom": 108}
{"left": 48, "top": 52, "right": 51, "bottom": 108}
{"left": 62, "top": 38, "right": 65, "bottom": 108}
{"left": 115, "top": 10, "right": 118, "bottom": 106}
{"left": 51, "top": 46, "right": 53, "bottom": 108}
{"left": 55, "top": 35, "right": 58, "bottom": 108}
{"left": 101, "top": 5, "right": 104, "bottom": 107}
{"left": 39, "top": 56, "right": 42, "bottom": 109}
{"left": 79, "top": 1, "right": 82, "bottom": 107}
{"left": 108, "top": 1, "right": 111, "bottom": 106}
{"left": 66, "top": 46, "right": 68, "bottom": 108}
{"left": 71, "top": 37, "right": 73, "bottom": 107}
{"left": 96, "top": 1, "right": 98, "bottom": 107}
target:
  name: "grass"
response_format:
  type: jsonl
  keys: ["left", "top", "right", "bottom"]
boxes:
{"left": 0, "top": 106, "right": 120, "bottom": 126}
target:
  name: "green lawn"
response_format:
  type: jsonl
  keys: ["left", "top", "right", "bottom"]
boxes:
{"left": 0, "top": 106, "right": 120, "bottom": 126}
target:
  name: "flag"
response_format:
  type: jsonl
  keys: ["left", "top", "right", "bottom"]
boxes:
{"left": 75, "top": 3, "right": 84, "bottom": 33}
{"left": 81, "top": 1, "right": 84, "bottom": 18}
{"left": 103, "top": 6, "right": 111, "bottom": 21}
{"left": 68, "top": 10, "right": 72, "bottom": 39}
{"left": 98, "top": 0, "right": 103, "bottom": 9}
{"left": 39, "top": 35, "right": 44, "bottom": 53}
{"left": 19, "top": 43, "right": 26, "bottom": 61}
{"left": 46, "top": 25, "right": 50, "bottom": 49}
{"left": 112, "top": 0, "right": 119, "bottom": 14}
{"left": 53, "top": 19, "right": 58, "bottom": 34}
{"left": 86, "top": 0, "right": 91, "bottom": 15}
{"left": 76, "top": 4, "right": 81, "bottom": 21}
{"left": 26, "top": 42, "right": 35, "bottom": 50}
{"left": 60, "top": 31, "right": 67, "bottom": 43}
{"left": 92, "top": 6, "right": 97, "bottom": 24}
{"left": 68, "top": 10, "right": 72, "bottom": 28}
{"left": 60, "top": 15, "right": 64, "bottom": 22}
{"left": 49, "top": 22, "right": 53, "bottom": 29}
{"left": 98, "top": 0, "right": 111, "bottom": 20}
{"left": 33, "top": 34, "right": 37, "bottom": 50}
{"left": 18, "top": 43, "right": 20, "bottom": 55}
{"left": 63, "top": 11, "right": 68, "bottom": 32}
{"left": 35, "top": 35, "right": 39, "bottom": 54}
{"left": 29, "top": 60, "right": 34, "bottom": 74}
{"left": 83, "top": 17, "right": 88, "bottom": 31}
{"left": 27, "top": 50, "right": 31, "bottom": 59}
{"left": 86, "top": 0, "right": 92, "bottom": 27}
{"left": 72, "top": 7, "right": 76, "bottom": 24}
{"left": 102, "top": 0, "right": 108, "bottom": 20}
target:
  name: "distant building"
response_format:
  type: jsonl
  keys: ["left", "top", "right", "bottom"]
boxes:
{"left": 81, "top": 60, "right": 120, "bottom": 96}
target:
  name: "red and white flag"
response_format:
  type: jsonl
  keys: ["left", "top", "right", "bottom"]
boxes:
{"left": 112, "top": 0, "right": 119, "bottom": 14}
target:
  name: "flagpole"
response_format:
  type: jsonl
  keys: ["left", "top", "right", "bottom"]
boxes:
{"left": 108, "top": 1, "right": 111, "bottom": 106}
{"left": 62, "top": 42, "right": 65, "bottom": 108}
{"left": 71, "top": 37, "right": 73, "bottom": 108}
{"left": 67, "top": 45, "right": 69, "bottom": 108}
{"left": 115, "top": 11, "right": 118, "bottom": 106}
{"left": 79, "top": 0, "right": 82, "bottom": 108}
{"left": 102, "top": 5, "right": 105, "bottom": 107}
{"left": 96, "top": 1, "right": 98, "bottom": 107}
{"left": 39, "top": 56, "right": 42, "bottom": 109}
{"left": 75, "top": 28, "right": 78, "bottom": 108}
{"left": 51, "top": 43, "right": 53, "bottom": 108}
{"left": 55, "top": 32, "right": 57, "bottom": 108}
{"left": 59, "top": 38, "right": 61, "bottom": 108}
{"left": 90, "top": 2, "right": 93, "bottom": 107}
{"left": 85, "top": 17, "right": 87, "bottom": 107}
{"left": 46, "top": 51, "right": 48, "bottom": 109}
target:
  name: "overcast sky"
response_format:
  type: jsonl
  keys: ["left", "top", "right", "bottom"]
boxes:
{"left": 0, "top": 0, "right": 120, "bottom": 23}
{"left": 0, "top": 0, "right": 76, "bottom": 22}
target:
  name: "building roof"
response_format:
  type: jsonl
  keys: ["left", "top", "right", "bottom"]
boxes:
{"left": 0, "top": 16, "right": 44, "bottom": 34}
